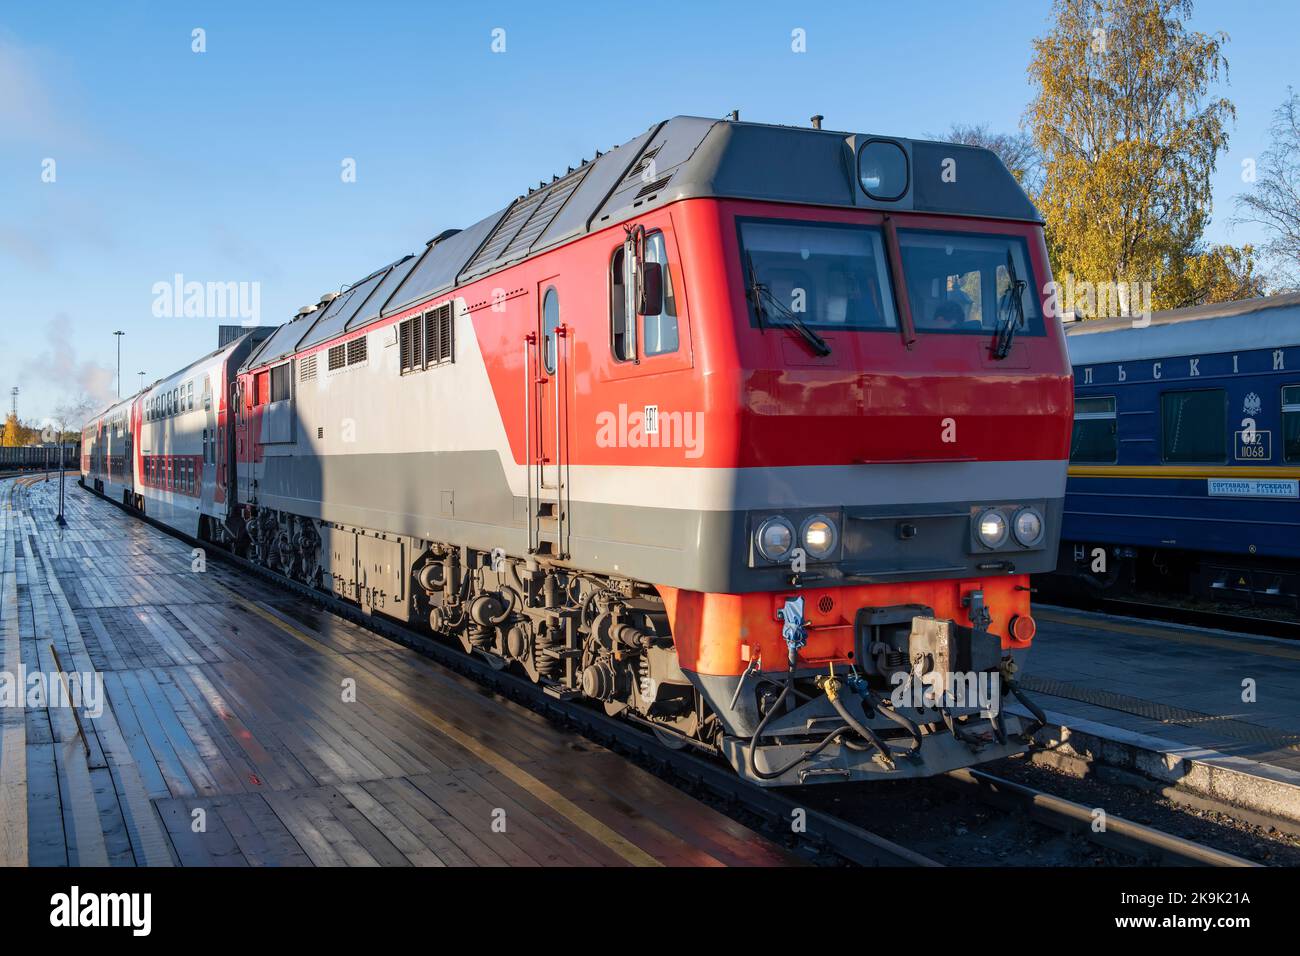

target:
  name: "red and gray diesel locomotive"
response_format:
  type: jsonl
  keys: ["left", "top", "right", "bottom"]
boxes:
{"left": 84, "top": 116, "right": 1072, "bottom": 785}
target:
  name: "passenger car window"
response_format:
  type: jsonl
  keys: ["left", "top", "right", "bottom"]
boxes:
{"left": 1161, "top": 389, "right": 1226, "bottom": 463}
{"left": 1070, "top": 396, "right": 1117, "bottom": 463}
{"left": 1284, "top": 385, "right": 1300, "bottom": 463}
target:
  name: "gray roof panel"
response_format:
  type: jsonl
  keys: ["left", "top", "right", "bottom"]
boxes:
{"left": 911, "top": 140, "right": 1039, "bottom": 221}
{"left": 245, "top": 312, "right": 315, "bottom": 368}
{"left": 349, "top": 253, "right": 420, "bottom": 329}
{"left": 385, "top": 209, "right": 508, "bottom": 317}
{"left": 297, "top": 259, "right": 408, "bottom": 350}
{"left": 538, "top": 127, "right": 658, "bottom": 246}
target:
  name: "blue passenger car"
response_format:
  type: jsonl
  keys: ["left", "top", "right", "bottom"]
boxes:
{"left": 1059, "top": 293, "right": 1300, "bottom": 604}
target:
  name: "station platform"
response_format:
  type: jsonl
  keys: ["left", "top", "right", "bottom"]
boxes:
{"left": 0, "top": 475, "right": 794, "bottom": 867}
{"left": 1018, "top": 604, "right": 1300, "bottom": 821}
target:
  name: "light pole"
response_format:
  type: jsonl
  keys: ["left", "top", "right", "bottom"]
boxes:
{"left": 56, "top": 421, "right": 67, "bottom": 527}
{"left": 114, "top": 331, "right": 125, "bottom": 398}
{"left": 7, "top": 387, "right": 16, "bottom": 456}
{"left": 138, "top": 371, "right": 146, "bottom": 392}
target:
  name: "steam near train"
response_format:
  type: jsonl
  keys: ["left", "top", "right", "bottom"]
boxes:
{"left": 83, "top": 116, "right": 1071, "bottom": 785}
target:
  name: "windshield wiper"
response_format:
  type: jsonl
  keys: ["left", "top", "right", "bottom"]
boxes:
{"left": 992, "top": 249, "right": 1027, "bottom": 359}
{"left": 745, "top": 255, "right": 832, "bottom": 357}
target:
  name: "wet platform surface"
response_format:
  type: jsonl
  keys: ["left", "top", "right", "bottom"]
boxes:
{"left": 0, "top": 475, "right": 794, "bottom": 867}
{"left": 1028, "top": 605, "right": 1300, "bottom": 775}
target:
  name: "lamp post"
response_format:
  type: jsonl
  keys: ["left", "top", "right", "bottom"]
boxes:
{"left": 56, "top": 424, "right": 67, "bottom": 527}
{"left": 138, "top": 371, "right": 146, "bottom": 392}
{"left": 114, "top": 331, "right": 125, "bottom": 398}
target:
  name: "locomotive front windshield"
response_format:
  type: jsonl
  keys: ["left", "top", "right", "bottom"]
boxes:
{"left": 898, "top": 230, "right": 1042, "bottom": 336}
{"left": 738, "top": 219, "right": 899, "bottom": 330}
{"left": 738, "top": 219, "right": 1043, "bottom": 339}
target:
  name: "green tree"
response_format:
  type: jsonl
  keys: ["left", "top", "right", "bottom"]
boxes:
{"left": 1027, "top": 0, "right": 1250, "bottom": 312}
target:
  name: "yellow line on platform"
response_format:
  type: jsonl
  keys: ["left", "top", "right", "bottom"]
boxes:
{"left": 1036, "top": 607, "right": 1300, "bottom": 661}
{"left": 210, "top": 579, "right": 664, "bottom": 868}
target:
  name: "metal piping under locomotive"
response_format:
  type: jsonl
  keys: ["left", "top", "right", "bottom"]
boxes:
{"left": 82, "top": 116, "right": 1072, "bottom": 785}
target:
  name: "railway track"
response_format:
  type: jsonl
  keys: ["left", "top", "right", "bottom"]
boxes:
{"left": 57, "top": 476, "right": 1267, "bottom": 868}
{"left": 942, "top": 768, "right": 1257, "bottom": 866}
{"left": 1098, "top": 596, "right": 1300, "bottom": 641}
{"left": 1039, "top": 585, "right": 1300, "bottom": 642}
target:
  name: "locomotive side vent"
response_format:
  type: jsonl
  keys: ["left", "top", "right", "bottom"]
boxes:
{"left": 625, "top": 144, "right": 663, "bottom": 184}
{"left": 300, "top": 354, "right": 318, "bottom": 382}
{"left": 346, "top": 337, "right": 368, "bottom": 366}
{"left": 400, "top": 303, "right": 454, "bottom": 374}
{"left": 327, "top": 344, "right": 346, "bottom": 371}
{"left": 635, "top": 175, "right": 671, "bottom": 199}
{"left": 425, "top": 304, "right": 454, "bottom": 365}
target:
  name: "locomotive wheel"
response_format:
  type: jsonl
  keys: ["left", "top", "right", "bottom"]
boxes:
{"left": 652, "top": 726, "right": 689, "bottom": 750}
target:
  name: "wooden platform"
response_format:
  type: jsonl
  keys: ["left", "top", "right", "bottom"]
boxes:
{"left": 0, "top": 475, "right": 794, "bottom": 867}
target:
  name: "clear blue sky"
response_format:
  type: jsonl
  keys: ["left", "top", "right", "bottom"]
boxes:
{"left": 2, "top": 0, "right": 1295, "bottom": 426}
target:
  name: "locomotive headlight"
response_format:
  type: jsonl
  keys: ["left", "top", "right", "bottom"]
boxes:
{"left": 1012, "top": 507, "right": 1044, "bottom": 547}
{"left": 755, "top": 516, "right": 796, "bottom": 562}
{"left": 801, "top": 515, "right": 839, "bottom": 560}
{"left": 976, "top": 509, "right": 1008, "bottom": 549}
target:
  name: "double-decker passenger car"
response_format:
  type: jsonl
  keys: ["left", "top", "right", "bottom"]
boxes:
{"left": 83, "top": 397, "right": 136, "bottom": 506}
{"left": 135, "top": 331, "right": 272, "bottom": 535}
{"left": 86, "top": 116, "right": 1072, "bottom": 785}
{"left": 1061, "top": 293, "right": 1300, "bottom": 604}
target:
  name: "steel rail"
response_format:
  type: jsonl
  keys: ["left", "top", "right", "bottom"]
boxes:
{"left": 945, "top": 767, "right": 1260, "bottom": 867}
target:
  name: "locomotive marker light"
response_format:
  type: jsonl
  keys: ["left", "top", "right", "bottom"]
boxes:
{"left": 755, "top": 515, "right": 796, "bottom": 563}
{"left": 800, "top": 514, "right": 838, "bottom": 560}
{"left": 1012, "top": 507, "right": 1044, "bottom": 547}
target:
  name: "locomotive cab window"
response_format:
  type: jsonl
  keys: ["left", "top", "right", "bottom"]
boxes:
{"left": 1284, "top": 385, "right": 1300, "bottom": 463}
{"left": 611, "top": 230, "right": 680, "bottom": 361}
{"left": 1161, "top": 389, "right": 1227, "bottom": 463}
{"left": 737, "top": 218, "right": 898, "bottom": 332}
{"left": 1070, "top": 396, "right": 1117, "bottom": 463}
{"left": 897, "top": 230, "right": 1042, "bottom": 335}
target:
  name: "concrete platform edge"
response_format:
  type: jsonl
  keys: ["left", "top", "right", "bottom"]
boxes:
{"left": 1006, "top": 703, "right": 1300, "bottom": 825}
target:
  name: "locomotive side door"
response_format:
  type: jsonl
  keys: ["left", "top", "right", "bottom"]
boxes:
{"left": 526, "top": 277, "right": 569, "bottom": 558}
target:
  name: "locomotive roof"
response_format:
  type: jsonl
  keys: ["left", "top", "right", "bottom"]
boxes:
{"left": 1064, "top": 291, "right": 1300, "bottom": 366}
{"left": 243, "top": 115, "right": 1039, "bottom": 372}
